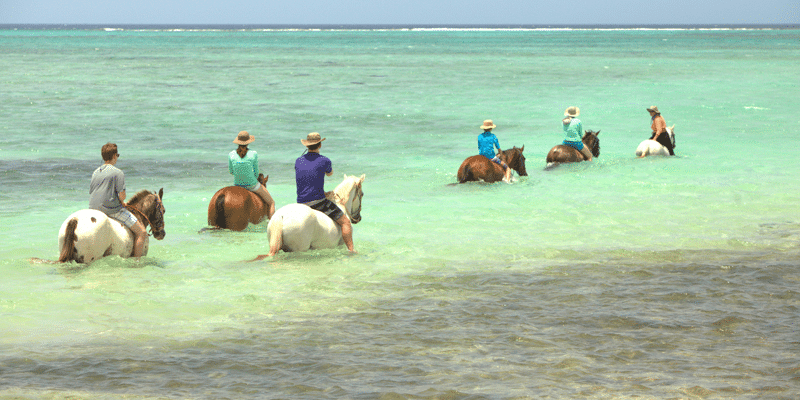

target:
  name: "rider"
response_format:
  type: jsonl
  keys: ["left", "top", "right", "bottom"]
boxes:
{"left": 295, "top": 132, "right": 356, "bottom": 253}
{"left": 89, "top": 142, "right": 147, "bottom": 258}
{"left": 229, "top": 130, "right": 276, "bottom": 219}
{"left": 562, "top": 106, "right": 593, "bottom": 161}
{"left": 478, "top": 119, "right": 513, "bottom": 182}
{"left": 647, "top": 106, "right": 675, "bottom": 156}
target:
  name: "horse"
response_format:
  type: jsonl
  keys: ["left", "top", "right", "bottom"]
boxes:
{"left": 58, "top": 188, "right": 166, "bottom": 264}
{"left": 207, "top": 174, "right": 270, "bottom": 231}
{"left": 636, "top": 126, "right": 676, "bottom": 158}
{"left": 545, "top": 130, "right": 601, "bottom": 168}
{"left": 252, "top": 174, "right": 365, "bottom": 259}
{"left": 456, "top": 146, "right": 527, "bottom": 183}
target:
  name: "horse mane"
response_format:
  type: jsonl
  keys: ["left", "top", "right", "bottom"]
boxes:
{"left": 333, "top": 176, "right": 361, "bottom": 203}
{"left": 127, "top": 189, "right": 152, "bottom": 206}
{"left": 583, "top": 130, "right": 601, "bottom": 158}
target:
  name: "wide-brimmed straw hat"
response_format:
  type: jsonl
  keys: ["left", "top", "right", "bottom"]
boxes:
{"left": 301, "top": 132, "right": 326, "bottom": 146}
{"left": 233, "top": 131, "right": 255, "bottom": 145}
{"left": 564, "top": 107, "right": 580, "bottom": 117}
{"left": 480, "top": 120, "right": 496, "bottom": 130}
{"left": 647, "top": 106, "right": 661, "bottom": 114}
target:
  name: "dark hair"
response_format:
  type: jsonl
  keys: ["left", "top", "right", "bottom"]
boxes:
{"left": 306, "top": 143, "right": 321, "bottom": 151}
{"left": 101, "top": 143, "right": 118, "bottom": 162}
{"left": 236, "top": 145, "right": 248, "bottom": 158}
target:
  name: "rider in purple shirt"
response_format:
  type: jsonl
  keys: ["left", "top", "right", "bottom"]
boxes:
{"left": 294, "top": 132, "right": 355, "bottom": 253}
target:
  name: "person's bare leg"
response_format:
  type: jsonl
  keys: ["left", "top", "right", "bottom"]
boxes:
{"left": 503, "top": 162, "right": 513, "bottom": 182}
{"left": 256, "top": 186, "right": 276, "bottom": 219}
{"left": 337, "top": 215, "right": 356, "bottom": 253}
{"left": 581, "top": 147, "right": 593, "bottom": 161}
{"left": 129, "top": 221, "right": 147, "bottom": 258}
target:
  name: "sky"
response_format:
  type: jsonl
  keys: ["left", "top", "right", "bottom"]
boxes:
{"left": 0, "top": 0, "right": 798, "bottom": 26}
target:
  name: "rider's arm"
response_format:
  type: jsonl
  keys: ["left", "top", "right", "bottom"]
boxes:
{"left": 118, "top": 190, "right": 126, "bottom": 204}
{"left": 326, "top": 170, "right": 333, "bottom": 176}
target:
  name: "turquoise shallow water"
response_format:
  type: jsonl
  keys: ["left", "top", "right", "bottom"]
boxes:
{"left": 1, "top": 28, "right": 799, "bottom": 399}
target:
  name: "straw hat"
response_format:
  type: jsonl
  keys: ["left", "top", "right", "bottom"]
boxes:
{"left": 564, "top": 107, "right": 580, "bottom": 118}
{"left": 301, "top": 132, "right": 326, "bottom": 146}
{"left": 233, "top": 131, "right": 255, "bottom": 145}
{"left": 647, "top": 106, "right": 660, "bottom": 114}
{"left": 480, "top": 120, "right": 496, "bottom": 130}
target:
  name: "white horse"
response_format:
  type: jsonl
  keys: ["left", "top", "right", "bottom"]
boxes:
{"left": 259, "top": 174, "right": 364, "bottom": 258}
{"left": 636, "top": 126, "right": 676, "bottom": 157}
{"left": 58, "top": 189, "right": 165, "bottom": 264}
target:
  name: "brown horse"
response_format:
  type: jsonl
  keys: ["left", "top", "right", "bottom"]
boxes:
{"left": 457, "top": 146, "right": 527, "bottom": 183}
{"left": 545, "top": 130, "right": 601, "bottom": 168}
{"left": 207, "top": 174, "right": 271, "bottom": 231}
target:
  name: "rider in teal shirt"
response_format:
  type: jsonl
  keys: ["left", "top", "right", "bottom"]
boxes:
{"left": 477, "top": 119, "right": 512, "bottom": 182}
{"left": 229, "top": 148, "right": 260, "bottom": 188}
{"left": 561, "top": 106, "right": 593, "bottom": 161}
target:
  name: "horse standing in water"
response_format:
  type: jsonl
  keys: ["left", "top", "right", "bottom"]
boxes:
{"left": 636, "top": 126, "right": 676, "bottom": 157}
{"left": 251, "top": 174, "right": 365, "bottom": 260}
{"left": 58, "top": 189, "right": 166, "bottom": 264}
{"left": 207, "top": 174, "right": 270, "bottom": 231}
{"left": 545, "top": 130, "right": 601, "bottom": 168}
{"left": 457, "top": 146, "right": 527, "bottom": 183}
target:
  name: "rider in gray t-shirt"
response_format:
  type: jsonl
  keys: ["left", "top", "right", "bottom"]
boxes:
{"left": 89, "top": 163, "right": 126, "bottom": 214}
{"left": 88, "top": 143, "right": 147, "bottom": 258}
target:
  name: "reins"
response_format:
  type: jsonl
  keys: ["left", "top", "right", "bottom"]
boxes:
{"left": 333, "top": 181, "right": 362, "bottom": 221}
{"left": 126, "top": 195, "right": 164, "bottom": 237}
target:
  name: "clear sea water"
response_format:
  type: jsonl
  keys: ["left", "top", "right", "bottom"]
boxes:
{"left": 1, "top": 26, "right": 799, "bottom": 399}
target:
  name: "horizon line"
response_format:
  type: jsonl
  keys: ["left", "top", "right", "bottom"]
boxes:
{"left": 2, "top": 23, "right": 799, "bottom": 29}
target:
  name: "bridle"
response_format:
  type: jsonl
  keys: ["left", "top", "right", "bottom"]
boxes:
{"left": 334, "top": 182, "right": 363, "bottom": 222}
{"left": 127, "top": 193, "right": 165, "bottom": 237}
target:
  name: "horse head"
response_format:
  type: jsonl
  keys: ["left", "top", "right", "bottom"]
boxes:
{"left": 129, "top": 188, "right": 166, "bottom": 240}
{"left": 501, "top": 146, "right": 527, "bottom": 176}
{"left": 334, "top": 174, "right": 365, "bottom": 224}
{"left": 582, "top": 130, "right": 601, "bottom": 158}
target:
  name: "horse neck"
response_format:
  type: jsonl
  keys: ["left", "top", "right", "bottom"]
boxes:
{"left": 503, "top": 149, "right": 518, "bottom": 167}
{"left": 333, "top": 178, "right": 360, "bottom": 217}
{"left": 583, "top": 135, "right": 599, "bottom": 156}
{"left": 127, "top": 193, "right": 153, "bottom": 227}
{"left": 333, "top": 179, "right": 355, "bottom": 205}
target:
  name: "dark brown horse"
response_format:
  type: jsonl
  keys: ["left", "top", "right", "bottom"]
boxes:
{"left": 545, "top": 130, "right": 601, "bottom": 168}
{"left": 207, "top": 174, "right": 270, "bottom": 231}
{"left": 457, "top": 146, "right": 527, "bottom": 183}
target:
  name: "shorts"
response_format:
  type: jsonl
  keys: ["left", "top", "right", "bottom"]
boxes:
{"left": 304, "top": 198, "right": 345, "bottom": 222}
{"left": 563, "top": 140, "right": 585, "bottom": 151}
{"left": 236, "top": 182, "right": 262, "bottom": 192}
{"left": 490, "top": 156, "right": 508, "bottom": 169}
{"left": 108, "top": 208, "right": 139, "bottom": 229}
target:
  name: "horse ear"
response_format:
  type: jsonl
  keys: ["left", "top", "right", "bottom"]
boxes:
{"left": 520, "top": 145, "right": 524, "bottom": 153}
{"left": 359, "top": 174, "right": 365, "bottom": 182}
{"left": 595, "top": 130, "right": 600, "bottom": 135}
{"left": 158, "top": 188, "right": 164, "bottom": 199}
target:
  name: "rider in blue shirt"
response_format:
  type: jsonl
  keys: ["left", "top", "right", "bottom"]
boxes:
{"left": 294, "top": 132, "right": 355, "bottom": 253}
{"left": 477, "top": 120, "right": 512, "bottom": 182}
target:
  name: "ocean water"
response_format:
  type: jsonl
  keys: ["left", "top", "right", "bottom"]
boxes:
{"left": 1, "top": 26, "right": 799, "bottom": 399}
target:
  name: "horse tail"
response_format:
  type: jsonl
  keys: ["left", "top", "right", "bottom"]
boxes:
{"left": 58, "top": 218, "right": 79, "bottom": 263}
{"left": 268, "top": 214, "right": 284, "bottom": 255}
{"left": 458, "top": 165, "right": 472, "bottom": 183}
{"left": 214, "top": 193, "right": 227, "bottom": 229}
